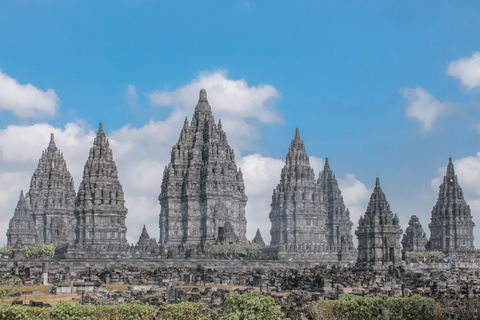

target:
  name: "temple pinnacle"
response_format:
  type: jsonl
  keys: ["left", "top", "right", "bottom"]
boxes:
{"left": 195, "top": 89, "right": 212, "bottom": 113}
{"left": 375, "top": 177, "right": 380, "bottom": 187}
{"left": 295, "top": 127, "right": 300, "bottom": 139}
{"left": 99, "top": 122, "right": 104, "bottom": 133}
{"left": 48, "top": 133, "right": 56, "bottom": 151}
{"left": 199, "top": 89, "right": 208, "bottom": 102}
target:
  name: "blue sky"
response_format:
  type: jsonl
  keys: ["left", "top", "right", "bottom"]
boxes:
{"left": 1, "top": 1, "right": 480, "bottom": 246}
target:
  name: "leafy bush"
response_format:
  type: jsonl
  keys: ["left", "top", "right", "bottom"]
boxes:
{"left": 0, "top": 246, "right": 12, "bottom": 258}
{"left": 308, "top": 294, "right": 436, "bottom": 320}
{"left": 0, "top": 273, "right": 22, "bottom": 300}
{"left": 386, "top": 295, "right": 435, "bottom": 319}
{"left": 208, "top": 242, "right": 262, "bottom": 258}
{"left": 405, "top": 251, "right": 445, "bottom": 262}
{"left": 26, "top": 244, "right": 55, "bottom": 259}
{"left": 160, "top": 302, "right": 218, "bottom": 320}
{"left": 0, "top": 301, "right": 157, "bottom": 320}
{"left": 220, "top": 290, "right": 283, "bottom": 320}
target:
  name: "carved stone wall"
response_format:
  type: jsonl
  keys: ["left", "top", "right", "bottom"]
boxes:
{"left": 356, "top": 178, "right": 402, "bottom": 270}
{"left": 7, "top": 134, "right": 76, "bottom": 246}
{"left": 401, "top": 215, "right": 427, "bottom": 256}
{"left": 159, "top": 89, "right": 247, "bottom": 249}
{"left": 75, "top": 123, "right": 128, "bottom": 245}
{"left": 428, "top": 158, "right": 475, "bottom": 254}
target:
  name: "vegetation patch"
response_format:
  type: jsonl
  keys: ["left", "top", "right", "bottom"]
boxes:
{"left": 208, "top": 242, "right": 262, "bottom": 259}
{"left": 26, "top": 244, "right": 55, "bottom": 259}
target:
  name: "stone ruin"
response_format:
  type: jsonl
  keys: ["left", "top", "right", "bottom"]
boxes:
{"left": 356, "top": 178, "right": 402, "bottom": 270}
{"left": 4, "top": 89, "right": 478, "bottom": 269}
{"left": 427, "top": 157, "right": 475, "bottom": 254}
{"left": 401, "top": 215, "right": 428, "bottom": 257}
{"left": 158, "top": 89, "right": 247, "bottom": 251}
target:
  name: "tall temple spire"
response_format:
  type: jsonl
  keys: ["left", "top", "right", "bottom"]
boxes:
{"left": 269, "top": 128, "right": 335, "bottom": 261}
{"left": 317, "top": 158, "right": 355, "bottom": 261}
{"left": 159, "top": 89, "right": 247, "bottom": 249}
{"left": 8, "top": 133, "right": 77, "bottom": 246}
{"left": 356, "top": 178, "right": 402, "bottom": 269}
{"left": 402, "top": 215, "right": 428, "bottom": 257}
{"left": 7, "top": 190, "right": 36, "bottom": 245}
{"left": 427, "top": 158, "right": 475, "bottom": 253}
{"left": 75, "top": 123, "right": 127, "bottom": 245}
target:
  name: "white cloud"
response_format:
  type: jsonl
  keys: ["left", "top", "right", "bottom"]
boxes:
{"left": 126, "top": 84, "right": 138, "bottom": 110}
{"left": 238, "top": 154, "right": 285, "bottom": 243}
{"left": 0, "top": 69, "right": 60, "bottom": 118}
{"left": 338, "top": 173, "right": 371, "bottom": 245}
{"left": 401, "top": 87, "right": 455, "bottom": 131}
{"left": 148, "top": 70, "right": 283, "bottom": 154}
{"left": 447, "top": 52, "right": 480, "bottom": 90}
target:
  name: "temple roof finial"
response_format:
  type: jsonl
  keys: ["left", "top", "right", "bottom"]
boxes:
{"left": 199, "top": 89, "right": 208, "bottom": 102}
{"left": 195, "top": 89, "right": 212, "bottom": 113}
{"left": 295, "top": 127, "right": 300, "bottom": 139}
{"left": 375, "top": 177, "right": 380, "bottom": 187}
{"left": 99, "top": 122, "right": 104, "bottom": 133}
{"left": 48, "top": 133, "right": 56, "bottom": 151}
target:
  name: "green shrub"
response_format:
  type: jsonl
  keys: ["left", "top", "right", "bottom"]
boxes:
{"left": 405, "top": 251, "right": 445, "bottom": 262}
{"left": 386, "top": 295, "right": 435, "bottom": 320}
{"left": 220, "top": 290, "right": 283, "bottom": 320}
{"left": 0, "top": 246, "right": 13, "bottom": 258}
{"left": 160, "top": 302, "right": 217, "bottom": 320}
{"left": 308, "top": 294, "right": 436, "bottom": 320}
{"left": 208, "top": 242, "right": 261, "bottom": 258}
{"left": 26, "top": 244, "right": 55, "bottom": 259}
{"left": 0, "top": 273, "right": 22, "bottom": 299}
{"left": 0, "top": 301, "right": 157, "bottom": 320}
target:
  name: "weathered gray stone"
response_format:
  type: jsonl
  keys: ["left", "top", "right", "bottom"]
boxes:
{"left": 401, "top": 215, "right": 427, "bottom": 257}
{"left": 269, "top": 129, "right": 338, "bottom": 261}
{"left": 75, "top": 123, "right": 128, "bottom": 245}
{"left": 318, "top": 158, "right": 356, "bottom": 261}
{"left": 7, "top": 134, "right": 76, "bottom": 246}
{"left": 159, "top": 89, "right": 247, "bottom": 249}
{"left": 427, "top": 158, "right": 475, "bottom": 254}
{"left": 253, "top": 229, "right": 265, "bottom": 248}
{"left": 137, "top": 225, "right": 157, "bottom": 246}
{"left": 356, "top": 178, "right": 402, "bottom": 270}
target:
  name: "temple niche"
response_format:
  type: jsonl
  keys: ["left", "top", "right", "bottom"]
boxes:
{"left": 7, "top": 134, "right": 76, "bottom": 247}
{"left": 401, "top": 215, "right": 428, "bottom": 258}
{"left": 74, "top": 123, "right": 128, "bottom": 246}
{"left": 356, "top": 178, "right": 402, "bottom": 270}
{"left": 158, "top": 89, "right": 247, "bottom": 250}
{"left": 427, "top": 158, "right": 475, "bottom": 254}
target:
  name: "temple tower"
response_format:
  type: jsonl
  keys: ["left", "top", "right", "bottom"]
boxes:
{"left": 356, "top": 178, "right": 402, "bottom": 269}
{"left": 401, "top": 215, "right": 427, "bottom": 257}
{"left": 427, "top": 158, "right": 475, "bottom": 253}
{"left": 317, "top": 158, "right": 356, "bottom": 261}
{"left": 7, "top": 134, "right": 76, "bottom": 246}
{"left": 27, "top": 134, "right": 76, "bottom": 245}
{"left": 7, "top": 191, "right": 36, "bottom": 246}
{"left": 159, "top": 89, "right": 248, "bottom": 248}
{"left": 75, "top": 123, "right": 127, "bottom": 245}
{"left": 269, "top": 129, "right": 335, "bottom": 260}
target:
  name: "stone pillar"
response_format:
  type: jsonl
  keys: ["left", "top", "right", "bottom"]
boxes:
{"left": 42, "top": 262, "right": 48, "bottom": 285}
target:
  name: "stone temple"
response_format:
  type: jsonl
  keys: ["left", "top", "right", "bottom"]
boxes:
{"left": 5, "top": 90, "right": 478, "bottom": 267}
{"left": 401, "top": 215, "right": 428, "bottom": 257}
{"left": 356, "top": 178, "right": 402, "bottom": 270}
{"left": 427, "top": 158, "right": 475, "bottom": 254}
{"left": 7, "top": 134, "right": 76, "bottom": 246}
{"left": 158, "top": 89, "right": 247, "bottom": 251}
{"left": 269, "top": 129, "right": 355, "bottom": 261}
{"left": 75, "top": 123, "right": 128, "bottom": 245}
